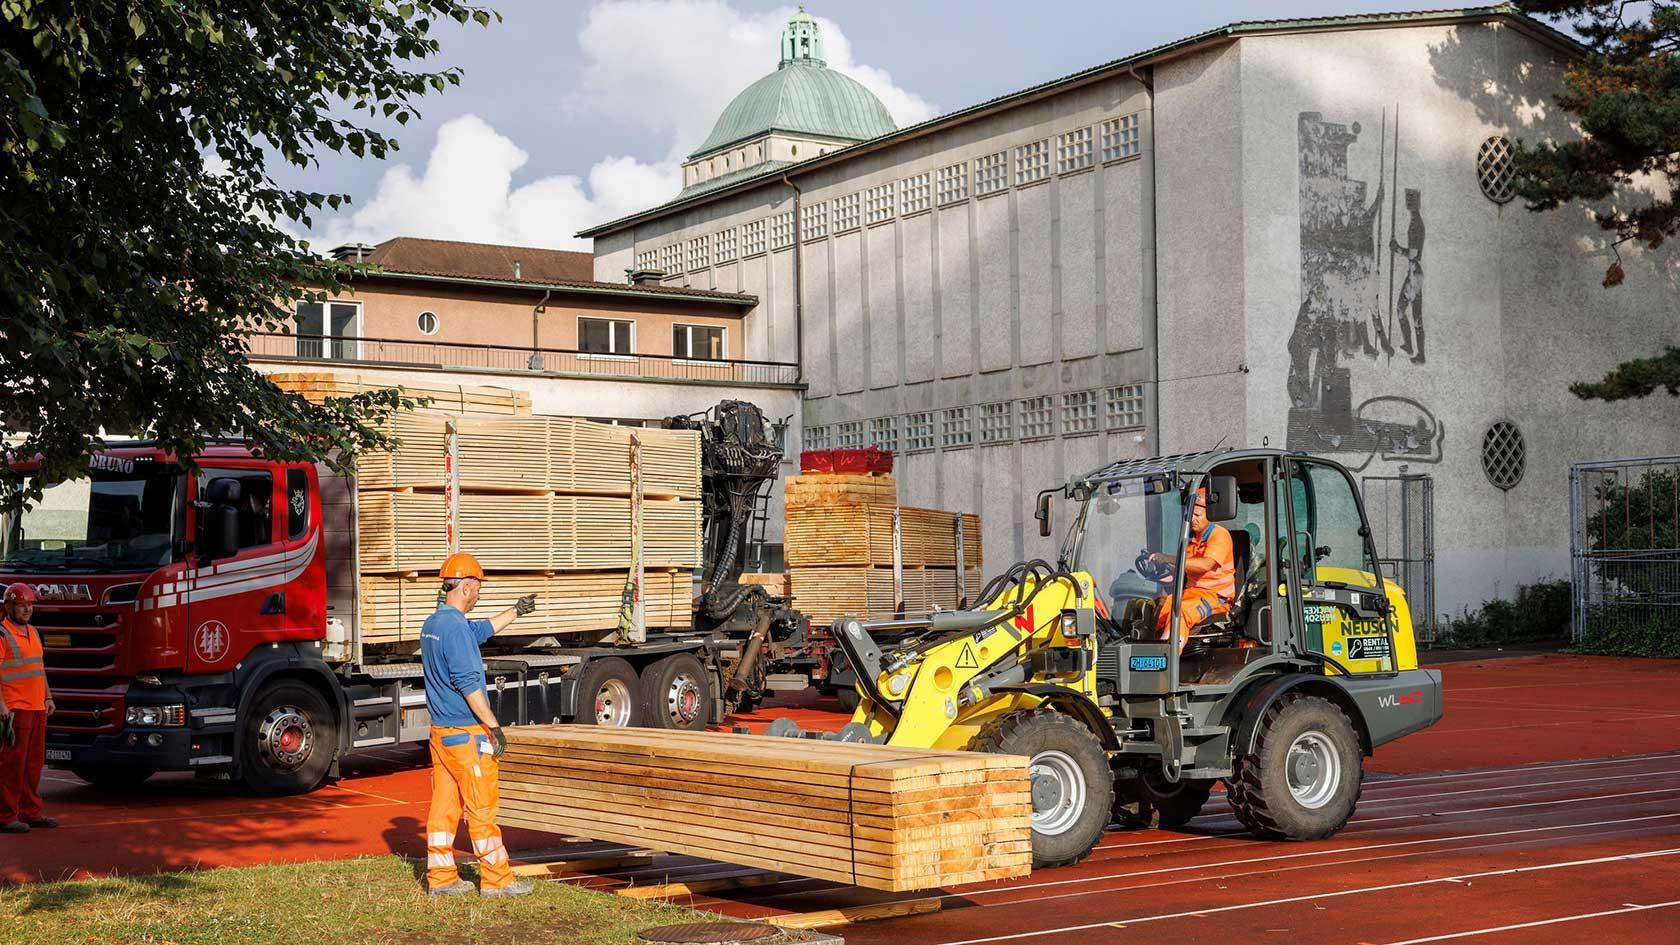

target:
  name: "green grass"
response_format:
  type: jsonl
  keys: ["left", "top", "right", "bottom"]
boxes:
{"left": 0, "top": 856, "right": 698, "bottom": 945}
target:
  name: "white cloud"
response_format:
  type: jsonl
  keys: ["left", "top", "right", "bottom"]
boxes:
{"left": 308, "top": 0, "right": 935, "bottom": 252}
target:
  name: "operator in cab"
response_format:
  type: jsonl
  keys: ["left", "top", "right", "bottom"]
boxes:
{"left": 1145, "top": 488, "right": 1236, "bottom": 650}
{"left": 420, "top": 552, "right": 538, "bottom": 898}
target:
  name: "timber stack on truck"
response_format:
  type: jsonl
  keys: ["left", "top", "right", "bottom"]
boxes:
{"left": 0, "top": 392, "right": 833, "bottom": 795}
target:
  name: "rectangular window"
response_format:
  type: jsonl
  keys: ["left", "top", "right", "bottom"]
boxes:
{"left": 832, "top": 193, "right": 862, "bottom": 231}
{"left": 905, "top": 412, "right": 936, "bottom": 452}
{"left": 294, "top": 300, "right": 360, "bottom": 360}
{"left": 636, "top": 250, "right": 657, "bottom": 270}
{"left": 1105, "top": 384, "right": 1146, "bottom": 429}
{"left": 835, "top": 421, "right": 865, "bottom": 450}
{"left": 1060, "top": 390, "right": 1098, "bottom": 436}
{"left": 673, "top": 324, "right": 725, "bottom": 360}
{"left": 769, "top": 212, "right": 795, "bottom": 250}
{"left": 199, "top": 468, "right": 274, "bottom": 549}
{"left": 659, "top": 243, "right": 684, "bottom": 275}
{"left": 1100, "top": 113, "right": 1142, "bottom": 162}
{"left": 1019, "top": 396, "right": 1055, "bottom": 440}
{"left": 900, "top": 172, "right": 932, "bottom": 215}
{"left": 1058, "top": 127, "right": 1094, "bottom": 174}
{"left": 980, "top": 402, "right": 1013, "bottom": 444}
{"left": 941, "top": 406, "right": 974, "bottom": 449}
{"left": 870, "top": 416, "right": 898, "bottom": 453}
{"left": 974, "top": 151, "right": 1008, "bottom": 196}
{"left": 865, "top": 183, "right": 895, "bottom": 225}
{"left": 715, "top": 227, "right": 738, "bottom": 263}
{"left": 579, "top": 317, "right": 634, "bottom": 355}
{"left": 1015, "top": 139, "right": 1050, "bottom": 185}
{"left": 687, "top": 235, "right": 710, "bottom": 271}
{"left": 936, "top": 162, "right": 969, "bottom": 205}
{"left": 741, "top": 219, "right": 767, "bottom": 257}
{"left": 805, "top": 425, "right": 832, "bottom": 451}
{"left": 801, "top": 201, "right": 829, "bottom": 240}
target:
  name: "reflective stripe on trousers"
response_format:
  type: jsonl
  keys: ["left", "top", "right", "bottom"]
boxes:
{"left": 424, "top": 725, "right": 514, "bottom": 891}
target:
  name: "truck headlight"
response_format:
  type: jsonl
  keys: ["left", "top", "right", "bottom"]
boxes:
{"left": 125, "top": 704, "right": 186, "bottom": 727}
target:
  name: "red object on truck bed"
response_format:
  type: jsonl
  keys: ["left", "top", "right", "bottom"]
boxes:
{"left": 800, "top": 448, "right": 893, "bottom": 474}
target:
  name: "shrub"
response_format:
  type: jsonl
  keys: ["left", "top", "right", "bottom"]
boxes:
{"left": 1436, "top": 579, "right": 1572, "bottom": 648}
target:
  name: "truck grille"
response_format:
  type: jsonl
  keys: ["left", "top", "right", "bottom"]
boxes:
{"left": 35, "top": 607, "right": 122, "bottom": 676}
{"left": 46, "top": 686, "right": 126, "bottom": 735}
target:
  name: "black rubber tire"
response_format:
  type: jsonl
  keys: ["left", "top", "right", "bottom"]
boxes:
{"left": 1113, "top": 768, "right": 1215, "bottom": 829}
{"left": 1226, "top": 693, "right": 1363, "bottom": 841}
{"left": 970, "top": 709, "right": 1113, "bottom": 869}
{"left": 571, "top": 657, "right": 641, "bottom": 727}
{"left": 239, "top": 680, "right": 336, "bottom": 796}
{"left": 68, "top": 765, "right": 156, "bottom": 790}
{"left": 638, "top": 653, "right": 710, "bottom": 731}
{"left": 834, "top": 687, "right": 862, "bottom": 714}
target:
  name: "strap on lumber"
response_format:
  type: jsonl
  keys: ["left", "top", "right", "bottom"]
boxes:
{"left": 954, "top": 516, "right": 967, "bottom": 608}
{"left": 892, "top": 507, "right": 904, "bottom": 618}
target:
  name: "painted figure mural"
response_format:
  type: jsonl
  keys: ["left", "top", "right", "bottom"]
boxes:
{"left": 1287, "top": 110, "right": 1442, "bottom": 468}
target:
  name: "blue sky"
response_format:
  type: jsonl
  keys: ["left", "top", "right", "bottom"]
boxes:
{"left": 288, "top": 0, "right": 1466, "bottom": 251}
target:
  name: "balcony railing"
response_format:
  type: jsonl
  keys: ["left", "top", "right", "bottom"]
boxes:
{"left": 247, "top": 332, "right": 800, "bottom": 386}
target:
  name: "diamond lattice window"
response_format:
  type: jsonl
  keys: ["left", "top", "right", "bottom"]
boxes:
{"left": 1477, "top": 135, "right": 1516, "bottom": 204}
{"left": 974, "top": 151, "right": 1009, "bottom": 196}
{"left": 937, "top": 162, "right": 969, "bottom": 205}
{"left": 833, "top": 193, "right": 862, "bottom": 231}
{"left": 901, "top": 173, "right": 932, "bottom": 215}
{"left": 1482, "top": 420, "right": 1525, "bottom": 490}
{"left": 1101, "top": 114, "right": 1141, "bottom": 162}
{"left": 1058, "top": 127, "right": 1093, "bottom": 174}
{"left": 1016, "top": 140, "right": 1050, "bottom": 186}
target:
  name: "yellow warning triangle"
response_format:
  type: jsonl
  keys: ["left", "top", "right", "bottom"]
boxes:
{"left": 956, "top": 644, "right": 979, "bottom": 669}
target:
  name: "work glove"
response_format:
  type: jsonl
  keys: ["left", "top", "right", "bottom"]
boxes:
{"left": 488, "top": 726, "right": 507, "bottom": 759}
{"left": 515, "top": 594, "right": 537, "bottom": 616}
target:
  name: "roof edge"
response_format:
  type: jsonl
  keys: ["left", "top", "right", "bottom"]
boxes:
{"left": 350, "top": 269, "right": 759, "bottom": 307}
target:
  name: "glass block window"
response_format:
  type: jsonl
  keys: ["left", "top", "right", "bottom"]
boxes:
{"left": 1060, "top": 390, "right": 1098, "bottom": 436}
{"left": 835, "top": 420, "right": 865, "bottom": 450}
{"left": 1100, "top": 114, "right": 1142, "bottom": 162}
{"left": 769, "top": 212, "right": 795, "bottom": 250}
{"left": 941, "top": 406, "right": 974, "bottom": 449}
{"left": 1104, "top": 385, "right": 1146, "bottom": 429}
{"left": 974, "top": 151, "right": 1008, "bottom": 196}
{"left": 801, "top": 201, "right": 829, "bottom": 240}
{"left": 900, "top": 172, "right": 932, "bottom": 215}
{"left": 1058, "top": 127, "right": 1094, "bottom": 174}
{"left": 833, "top": 193, "right": 862, "bottom": 231}
{"left": 865, "top": 183, "right": 896, "bottom": 225}
{"left": 636, "top": 249, "right": 657, "bottom": 270}
{"left": 979, "top": 402, "right": 1013, "bottom": 444}
{"left": 659, "top": 243, "right": 684, "bottom": 275}
{"left": 870, "top": 416, "right": 898, "bottom": 453}
{"left": 936, "top": 162, "right": 968, "bottom": 205}
{"left": 805, "top": 425, "right": 831, "bottom": 451}
{"left": 742, "top": 219, "right": 767, "bottom": 256}
{"left": 715, "top": 227, "right": 738, "bottom": 263}
{"left": 905, "top": 412, "right": 936, "bottom": 452}
{"left": 1015, "top": 139, "right": 1050, "bottom": 185}
{"left": 1019, "top": 396, "right": 1055, "bottom": 439}
{"left": 687, "top": 235, "right": 710, "bottom": 271}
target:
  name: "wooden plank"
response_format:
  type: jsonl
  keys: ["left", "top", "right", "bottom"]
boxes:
{"left": 764, "top": 898, "right": 943, "bottom": 930}
{"left": 614, "top": 872, "right": 785, "bottom": 900}
{"left": 508, "top": 854, "right": 655, "bottom": 877}
{"left": 359, "top": 570, "right": 691, "bottom": 643}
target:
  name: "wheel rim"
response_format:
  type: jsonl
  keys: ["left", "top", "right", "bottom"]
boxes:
{"left": 1028, "top": 749, "right": 1087, "bottom": 836}
{"left": 594, "top": 678, "right": 634, "bottom": 726}
{"left": 665, "top": 672, "right": 703, "bottom": 726}
{"left": 1286, "top": 730, "right": 1341, "bottom": 809}
{"left": 257, "top": 706, "right": 314, "bottom": 771}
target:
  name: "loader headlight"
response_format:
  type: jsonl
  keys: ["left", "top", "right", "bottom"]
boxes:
{"left": 1060, "top": 611, "right": 1078, "bottom": 638}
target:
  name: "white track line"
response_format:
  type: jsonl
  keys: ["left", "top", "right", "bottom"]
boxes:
{"left": 1375, "top": 899, "right": 1680, "bottom": 945}
{"left": 1351, "top": 787, "right": 1680, "bottom": 824}
{"left": 1364, "top": 752, "right": 1680, "bottom": 788}
{"left": 931, "top": 846, "right": 1680, "bottom": 945}
{"left": 1358, "top": 768, "right": 1680, "bottom": 805}
{"left": 1447, "top": 697, "right": 1675, "bottom": 717}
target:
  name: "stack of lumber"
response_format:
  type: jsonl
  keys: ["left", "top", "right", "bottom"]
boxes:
{"left": 783, "top": 473, "right": 982, "bottom": 624}
{"left": 267, "top": 372, "right": 531, "bottom": 415}
{"left": 497, "top": 726, "right": 1032, "bottom": 891}
{"left": 359, "top": 571, "right": 691, "bottom": 644}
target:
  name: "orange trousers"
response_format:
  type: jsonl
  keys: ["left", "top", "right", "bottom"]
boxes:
{"left": 1156, "top": 587, "right": 1228, "bottom": 650}
{"left": 425, "top": 725, "right": 514, "bottom": 891}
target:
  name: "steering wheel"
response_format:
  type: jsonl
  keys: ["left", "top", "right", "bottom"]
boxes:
{"left": 1134, "top": 550, "right": 1173, "bottom": 582}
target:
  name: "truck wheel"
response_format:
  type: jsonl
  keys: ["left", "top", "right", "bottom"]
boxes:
{"left": 1113, "top": 768, "right": 1214, "bottom": 829}
{"left": 572, "top": 657, "right": 640, "bottom": 727}
{"left": 68, "top": 765, "right": 156, "bottom": 790}
{"left": 639, "top": 653, "right": 710, "bottom": 730}
{"left": 834, "top": 687, "right": 861, "bottom": 713}
{"left": 971, "top": 709, "right": 1113, "bottom": 869}
{"left": 1227, "top": 693, "right": 1363, "bottom": 840}
{"left": 241, "top": 680, "right": 335, "bottom": 796}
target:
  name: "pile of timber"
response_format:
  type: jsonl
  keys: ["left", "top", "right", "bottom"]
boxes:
{"left": 784, "top": 474, "right": 982, "bottom": 625}
{"left": 497, "top": 726, "right": 1032, "bottom": 891}
{"left": 267, "top": 372, "right": 532, "bottom": 415}
{"left": 359, "top": 571, "right": 691, "bottom": 643}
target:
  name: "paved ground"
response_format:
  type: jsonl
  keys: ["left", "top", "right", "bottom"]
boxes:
{"left": 8, "top": 653, "right": 1680, "bottom": 944}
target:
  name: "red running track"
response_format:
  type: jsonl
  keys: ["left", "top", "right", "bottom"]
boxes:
{"left": 6, "top": 654, "right": 1680, "bottom": 945}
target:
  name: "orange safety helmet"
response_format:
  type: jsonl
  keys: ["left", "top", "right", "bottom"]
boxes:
{"left": 439, "top": 552, "right": 485, "bottom": 581}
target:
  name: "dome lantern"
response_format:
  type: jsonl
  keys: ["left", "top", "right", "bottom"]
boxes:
{"left": 780, "top": 9, "right": 824, "bottom": 68}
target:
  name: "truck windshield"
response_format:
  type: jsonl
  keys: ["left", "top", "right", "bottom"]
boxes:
{"left": 2, "top": 467, "right": 183, "bottom": 572}
{"left": 1070, "top": 477, "right": 1185, "bottom": 611}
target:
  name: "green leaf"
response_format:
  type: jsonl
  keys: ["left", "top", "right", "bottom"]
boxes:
{"left": 129, "top": 12, "right": 146, "bottom": 37}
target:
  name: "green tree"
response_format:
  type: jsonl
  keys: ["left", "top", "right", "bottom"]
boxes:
{"left": 1, "top": 1, "right": 497, "bottom": 511}
{"left": 1512, "top": 2, "right": 1680, "bottom": 402}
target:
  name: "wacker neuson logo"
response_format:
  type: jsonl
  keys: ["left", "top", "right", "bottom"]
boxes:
{"left": 32, "top": 583, "right": 93, "bottom": 602}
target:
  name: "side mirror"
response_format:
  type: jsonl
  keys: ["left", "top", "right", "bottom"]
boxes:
{"left": 198, "top": 477, "right": 243, "bottom": 560}
{"left": 1036, "top": 492, "right": 1053, "bottom": 538}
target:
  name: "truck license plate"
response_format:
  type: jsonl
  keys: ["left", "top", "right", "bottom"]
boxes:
{"left": 44, "top": 749, "right": 71, "bottom": 762}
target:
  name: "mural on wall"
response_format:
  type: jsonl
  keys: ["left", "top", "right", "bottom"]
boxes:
{"left": 1287, "top": 109, "right": 1443, "bottom": 469}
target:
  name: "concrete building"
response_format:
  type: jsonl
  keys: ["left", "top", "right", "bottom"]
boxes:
{"left": 579, "top": 8, "right": 1680, "bottom": 619}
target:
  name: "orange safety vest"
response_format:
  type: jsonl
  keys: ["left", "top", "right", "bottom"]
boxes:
{"left": 0, "top": 617, "right": 47, "bottom": 711}
{"left": 1187, "top": 523, "right": 1237, "bottom": 605}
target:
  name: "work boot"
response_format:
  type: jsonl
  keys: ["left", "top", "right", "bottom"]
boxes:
{"left": 26, "top": 817, "right": 57, "bottom": 829}
{"left": 479, "top": 880, "right": 534, "bottom": 898}
{"left": 427, "top": 879, "right": 475, "bottom": 897}
{"left": 1, "top": 821, "right": 28, "bottom": 834}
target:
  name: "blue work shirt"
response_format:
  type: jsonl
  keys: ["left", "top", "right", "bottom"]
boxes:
{"left": 420, "top": 604, "right": 496, "bottom": 728}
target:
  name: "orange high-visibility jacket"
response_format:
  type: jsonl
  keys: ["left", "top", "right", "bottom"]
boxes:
{"left": 0, "top": 618, "right": 47, "bottom": 710}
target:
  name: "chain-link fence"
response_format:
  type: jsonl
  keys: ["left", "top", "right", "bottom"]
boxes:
{"left": 1363, "top": 473, "right": 1437, "bottom": 644}
{"left": 1570, "top": 456, "right": 1680, "bottom": 643}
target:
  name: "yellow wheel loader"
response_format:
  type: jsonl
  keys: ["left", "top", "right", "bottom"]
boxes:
{"left": 767, "top": 449, "right": 1444, "bottom": 868}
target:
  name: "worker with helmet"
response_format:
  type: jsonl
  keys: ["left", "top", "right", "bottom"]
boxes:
{"left": 0, "top": 583, "right": 55, "bottom": 834}
{"left": 421, "top": 552, "right": 537, "bottom": 897}
{"left": 1145, "top": 488, "right": 1236, "bottom": 650}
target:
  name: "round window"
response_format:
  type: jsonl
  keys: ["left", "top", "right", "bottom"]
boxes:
{"left": 1481, "top": 420, "right": 1525, "bottom": 490}
{"left": 417, "top": 311, "right": 439, "bottom": 335}
{"left": 1477, "top": 135, "right": 1516, "bottom": 204}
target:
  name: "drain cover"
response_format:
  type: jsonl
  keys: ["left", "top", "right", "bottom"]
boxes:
{"left": 638, "top": 922, "right": 781, "bottom": 944}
